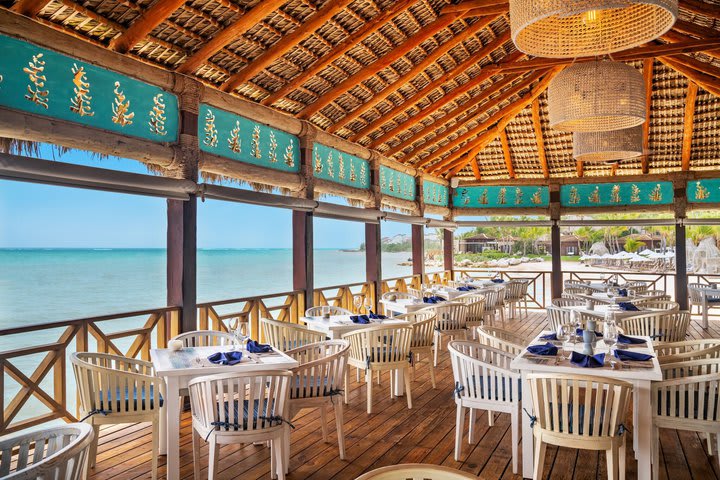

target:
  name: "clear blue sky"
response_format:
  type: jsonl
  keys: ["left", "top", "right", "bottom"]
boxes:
{"left": 0, "top": 145, "right": 411, "bottom": 249}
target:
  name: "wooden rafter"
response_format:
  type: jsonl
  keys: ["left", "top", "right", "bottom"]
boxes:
{"left": 260, "top": 0, "right": 418, "bottom": 107}
{"left": 357, "top": 36, "right": 518, "bottom": 145}
{"left": 660, "top": 57, "right": 720, "bottom": 97}
{"left": 10, "top": 0, "right": 51, "bottom": 17}
{"left": 642, "top": 59, "right": 653, "bottom": 174}
{"left": 576, "top": 160, "right": 584, "bottom": 178}
{"left": 442, "top": 0, "right": 508, "bottom": 14}
{"left": 411, "top": 69, "right": 545, "bottom": 167}
{"left": 220, "top": 0, "right": 356, "bottom": 93}
{"left": 680, "top": 0, "right": 720, "bottom": 20}
{"left": 663, "top": 30, "right": 720, "bottom": 61}
{"left": 499, "top": 128, "right": 515, "bottom": 178}
{"left": 681, "top": 81, "right": 698, "bottom": 171}
{"left": 464, "top": 5, "right": 510, "bottom": 17}
{"left": 176, "top": 0, "right": 289, "bottom": 74}
{"left": 327, "top": 14, "right": 500, "bottom": 133}
{"left": 471, "top": 157, "right": 482, "bottom": 180}
{"left": 298, "top": 12, "right": 463, "bottom": 119}
{"left": 530, "top": 98, "right": 548, "bottom": 178}
{"left": 108, "top": 0, "right": 187, "bottom": 53}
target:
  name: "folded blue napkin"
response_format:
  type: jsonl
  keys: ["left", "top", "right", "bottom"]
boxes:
{"left": 208, "top": 351, "right": 243, "bottom": 365}
{"left": 570, "top": 351, "right": 605, "bottom": 368}
{"left": 350, "top": 315, "right": 371, "bottom": 324}
{"left": 457, "top": 286, "right": 477, "bottom": 291}
{"left": 246, "top": 340, "right": 272, "bottom": 353}
{"left": 540, "top": 333, "right": 558, "bottom": 341}
{"left": 423, "top": 296, "right": 445, "bottom": 304}
{"left": 617, "top": 333, "right": 645, "bottom": 345}
{"left": 617, "top": 289, "right": 628, "bottom": 297}
{"left": 576, "top": 328, "right": 603, "bottom": 338}
{"left": 618, "top": 302, "right": 640, "bottom": 311}
{"left": 368, "top": 312, "right": 387, "bottom": 320}
{"left": 491, "top": 278, "right": 504, "bottom": 284}
{"left": 527, "top": 343, "right": 558, "bottom": 356}
{"left": 614, "top": 350, "right": 653, "bottom": 362}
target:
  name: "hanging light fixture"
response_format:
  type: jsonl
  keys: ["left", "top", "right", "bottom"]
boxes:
{"left": 547, "top": 60, "right": 645, "bottom": 132}
{"left": 573, "top": 125, "right": 643, "bottom": 162}
{"left": 510, "top": 0, "right": 678, "bottom": 58}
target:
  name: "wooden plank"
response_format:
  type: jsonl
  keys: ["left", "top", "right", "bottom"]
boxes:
{"left": 9, "top": 0, "right": 51, "bottom": 17}
{"left": 681, "top": 81, "right": 699, "bottom": 171}
{"left": 642, "top": 59, "right": 654, "bottom": 174}
{"left": 441, "top": 0, "right": 508, "bottom": 14}
{"left": 109, "top": 0, "right": 187, "bottom": 53}
{"left": 531, "top": 99, "right": 549, "bottom": 178}
{"left": 499, "top": 128, "right": 515, "bottom": 178}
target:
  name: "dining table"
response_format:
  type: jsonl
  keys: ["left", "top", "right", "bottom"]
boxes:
{"left": 151, "top": 344, "right": 298, "bottom": 480}
{"left": 380, "top": 297, "right": 429, "bottom": 317}
{"left": 579, "top": 291, "right": 666, "bottom": 305}
{"left": 510, "top": 331, "right": 662, "bottom": 480}
{"left": 564, "top": 303, "right": 659, "bottom": 320}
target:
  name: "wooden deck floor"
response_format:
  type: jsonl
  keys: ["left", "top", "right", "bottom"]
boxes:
{"left": 89, "top": 311, "right": 720, "bottom": 480}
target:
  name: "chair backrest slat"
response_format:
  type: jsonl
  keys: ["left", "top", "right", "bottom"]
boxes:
{"left": 173, "top": 330, "right": 236, "bottom": 348}
{"left": 261, "top": 317, "right": 326, "bottom": 351}
{"left": 618, "top": 311, "right": 691, "bottom": 343}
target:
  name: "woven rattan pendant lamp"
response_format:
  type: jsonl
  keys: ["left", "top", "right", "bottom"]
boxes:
{"left": 510, "top": 0, "right": 678, "bottom": 58}
{"left": 573, "top": 125, "right": 643, "bottom": 162}
{"left": 547, "top": 60, "right": 646, "bottom": 132}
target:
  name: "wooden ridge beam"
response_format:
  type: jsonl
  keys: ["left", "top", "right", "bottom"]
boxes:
{"left": 357, "top": 35, "right": 517, "bottom": 146}
{"left": 660, "top": 56, "right": 720, "bottom": 97}
{"left": 499, "top": 128, "right": 514, "bottom": 178}
{"left": 109, "top": 0, "right": 187, "bottom": 53}
{"left": 530, "top": 98, "right": 549, "bottom": 179}
{"left": 470, "top": 157, "right": 482, "bottom": 180}
{"left": 383, "top": 71, "right": 524, "bottom": 158}
{"left": 220, "top": 0, "right": 356, "bottom": 93}
{"left": 680, "top": 0, "right": 720, "bottom": 20}
{"left": 681, "top": 81, "right": 698, "bottom": 171}
{"left": 431, "top": 68, "right": 561, "bottom": 174}
{"left": 663, "top": 29, "right": 720, "bottom": 61}
{"left": 441, "top": 0, "right": 508, "bottom": 14}
{"left": 412, "top": 69, "right": 546, "bottom": 168}
{"left": 642, "top": 59, "right": 653, "bottom": 174}
{"left": 10, "top": 0, "right": 51, "bottom": 17}
{"left": 176, "top": 0, "right": 288, "bottom": 74}
{"left": 327, "top": 14, "right": 500, "bottom": 134}
{"left": 260, "top": 0, "right": 418, "bottom": 107}
{"left": 298, "top": 12, "right": 464, "bottom": 119}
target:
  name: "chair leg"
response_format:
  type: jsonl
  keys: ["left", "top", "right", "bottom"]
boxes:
{"left": 454, "top": 405, "right": 466, "bottom": 461}
{"left": 151, "top": 420, "right": 159, "bottom": 480}
{"left": 191, "top": 430, "right": 201, "bottom": 480}
{"left": 344, "top": 370, "right": 349, "bottom": 405}
{"left": 606, "top": 444, "right": 619, "bottom": 480}
{"left": 488, "top": 410, "right": 494, "bottom": 427}
{"left": 88, "top": 423, "right": 100, "bottom": 468}
{"left": 366, "top": 370, "right": 373, "bottom": 414}
{"left": 652, "top": 426, "right": 660, "bottom": 480}
{"left": 429, "top": 356, "right": 436, "bottom": 389}
{"left": 319, "top": 405, "right": 328, "bottom": 442}
{"left": 356, "top": 367, "right": 360, "bottom": 382}
{"left": 376, "top": 370, "right": 380, "bottom": 385}
{"left": 334, "top": 401, "right": 346, "bottom": 460}
{"left": 433, "top": 332, "right": 440, "bottom": 367}
{"left": 620, "top": 437, "right": 627, "bottom": 480}
{"left": 706, "top": 433, "right": 713, "bottom": 455}
{"left": 404, "top": 368, "right": 412, "bottom": 409}
{"left": 511, "top": 410, "right": 519, "bottom": 475}
{"left": 208, "top": 440, "right": 219, "bottom": 480}
{"left": 533, "top": 436, "right": 546, "bottom": 480}
{"left": 273, "top": 437, "right": 286, "bottom": 480}
{"left": 389, "top": 370, "right": 395, "bottom": 399}
{"left": 715, "top": 433, "right": 720, "bottom": 470}
{"left": 468, "top": 408, "right": 476, "bottom": 444}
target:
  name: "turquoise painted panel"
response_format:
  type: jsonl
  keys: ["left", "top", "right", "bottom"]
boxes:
{"left": 687, "top": 179, "right": 720, "bottom": 203}
{"left": 424, "top": 181, "right": 449, "bottom": 207}
{"left": 0, "top": 34, "right": 178, "bottom": 142}
{"left": 312, "top": 143, "right": 370, "bottom": 188}
{"left": 560, "top": 181, "right": 672, "bottom": 207}
{"left": 199, "top": 104, "right": 300, "bottom": 173}
{"left": 380, "top": 165, "right": 415, "bottom": 201}
{"left": 453, "top": 186, "right": 549, "bottom": 208}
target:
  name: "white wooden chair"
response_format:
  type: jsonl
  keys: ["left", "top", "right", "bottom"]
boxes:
{"left": 396, "top": 309, "right": 435, "bottom": 324}
{"left": 424, "top": 302, "right": 468, "bottom": 367}
{"left": 618, "top": 311, "right": 691, "bottom": 343}
{"left": 479, "top": 288, "right": 505, "bottom": 326}
{"left": 689, "top": 283, "right": 713, "bottom": 314}
{"left": 655, "top": 339, "right": 720, "bottom": 364}
{"left": 173, "top": 330, "right": 237, "bottom": 347}
{"left": 631, "top": 299, "right": 679, "bottom": 312}
{"left": 354, "top": 463, "right": 478, "bottom": 479}
{"left": 286, "top": 340, "right": 349, "bottom": 460}
{"left": 188, "top": 370, "right": 292, "bottom": 480}
{"left": 564, "top": 280, "right": 591, "bottom": 294}
{"left": 305, "top": 306, "right": 353, "bottom": 316}
{"left": 528, "top": 373, "right": 632, "bottom": 480}
{"left": 381, "top": 291, "right": 418, "bottom": 301}
{"left": 623, "top": 281, "right": 649, "bottom": 293}
{"left": 342, "top": 325, "right": 413, "bottom": 414}
{"left": 407, "top": 287, "right": 423, "bottom": 298}
{"left": 652, "top": 358, "right": 720, "bottom": 479}
{"left": 263, "top": 317, "right": 326, "bottom": 351}
{"left": 504, "top": 280, "right": 530, "bottom": 319}
{"left": 455, "top": 294, "right": 486, "bottom": 339}
{"left": 401, "top": 315, "right": 437, "bottom": 388}
{"left": 476, "top": 325, "right": 527, "bottom": 356}
{"left": 0, "top": 423, "right": 94, "bottom": 480}
{"left": 448, "top": 340, "right": 521, "bottom": 473}
{"left": 71, "top": 352, "right": 163, "bottom": 480}
{"left": 546, "top": 305, "right": 574, "bottom": 333}
{"left": 552, "top": 297, "right": 585, "bottom": 308}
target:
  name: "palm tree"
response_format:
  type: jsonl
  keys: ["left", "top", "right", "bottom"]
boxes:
{"left": 624, "top": 238, "right": 643, "bottom": 253}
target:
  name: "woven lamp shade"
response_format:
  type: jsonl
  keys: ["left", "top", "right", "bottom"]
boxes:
{"left": 573, "top": 125, "right": 643, "bottom": 162}
{"left": 510, "top": 0, "right": 678, "bottom": 58}
{"left": 547, "top": 61, "right": 646, "bottom": 132}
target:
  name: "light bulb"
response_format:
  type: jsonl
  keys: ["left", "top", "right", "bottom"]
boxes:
{"left": 583, "top": 9, "right": 600, "bottom": 25}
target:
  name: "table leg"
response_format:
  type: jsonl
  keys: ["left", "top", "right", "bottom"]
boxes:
{"left": 165, "top": 376, "right": 180, "bottom": 480}
{"left": 634, "top": 380, "right": 652, "bottom": 480}
{"left": 521, "top": 372, "right": 533, "bottom": 479}
{"left": 159, "top": 389, "right": 167, "bottom": 455}
{"left": 703, "top": 302, "right": 709, "bottom": 329}
{"left": 393, "top": 368, "right": 404, "bottom": 396}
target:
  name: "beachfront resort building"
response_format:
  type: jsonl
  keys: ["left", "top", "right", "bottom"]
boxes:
{"left": 2, "top": 1, "right": 720, "bottom": 480}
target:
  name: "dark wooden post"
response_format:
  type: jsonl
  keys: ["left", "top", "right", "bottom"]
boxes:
{"left": 366, "top": 153, "right": 382, "bottom": 310}
{"left": 295, "top": 128, "right": 315, "bottom": 313}
{"left": 674, "top": 182, "right": 689, "bottom": 309}
{"left": 443, "top": 228, "right": 454, "bottom": 274}
{"left": 549, "top": 184, "right": 563, "bottom": 300}
{"left": 412, "top": 224, "right": 425, "bottom": 278}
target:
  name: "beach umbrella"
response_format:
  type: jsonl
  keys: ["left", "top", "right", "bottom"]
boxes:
{"left": 639, "top": 249, "right": 654, "bottom": 256}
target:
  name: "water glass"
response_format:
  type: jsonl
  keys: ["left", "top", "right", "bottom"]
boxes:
{"left": 556, "top": 324, "right": 572, "bottom": 359}
{"left": 353, "top": 296, "right": 363, "bottom": 312}
{"left": 321, "top": 305, "right": 330, "bottom": 319}
{"left": 603, "top": 321, "right": 618, "bottom": 359}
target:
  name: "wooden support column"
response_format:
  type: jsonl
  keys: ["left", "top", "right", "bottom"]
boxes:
{"left": 294, "top": 126, "right": 316, "bottom": 312}
{"left": 412, "top": 224, "right": 425, "bottom": 277}
{"left": 443, "top": 228, "right": 454, "bottom": 275}
{"left": 674, "top": 182, "right": 689, "bottom": 310}
{"left": 366, "top": 155, "right": 383, "bottom": 310}
{"left": 549, "top": 185, "right": 563, "bottom": 299}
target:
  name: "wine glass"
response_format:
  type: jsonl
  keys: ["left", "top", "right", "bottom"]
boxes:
{"left": 603, "top": 320, "right": 618, "bottom": 361}
{"left": 556, "top": 323, "right": 572, "bottom": 359}
{"left": 353, "top": 295, "right": 363, "bottom": 313}
{"left": 364, "top": 299, "right": 373, "bottom": 315}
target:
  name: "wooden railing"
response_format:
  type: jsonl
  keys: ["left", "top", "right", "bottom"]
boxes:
{"left": 457, "top": 270, "right": 552, "bottom": 308}
{"left": 564, "top": 270, "right": 673, "bottom": 297}
{"left": 313, "top": 281, "right": 375, "bottom": 312}
{"left": 0, "top": 307, "right": 180, "bottom": 435}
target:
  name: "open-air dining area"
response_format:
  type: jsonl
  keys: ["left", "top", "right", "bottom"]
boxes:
{"left": 2, "top": 0, "right": 720, "bottom": 479}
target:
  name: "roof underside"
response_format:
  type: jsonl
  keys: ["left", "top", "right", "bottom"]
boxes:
{"left": 4, "top": 0, "right": 720, "bottom": 181}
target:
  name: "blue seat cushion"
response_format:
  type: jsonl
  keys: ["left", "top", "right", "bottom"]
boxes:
{"left": 215, "top": 399, "right": 279, "bottom": 430}
{"left": 546, "top": 404, "right": 606, "bottom": 435}
{"left": 98, "top": 386, "right": 163, "bottom": 412}
{"left": 657, "top": 390, "right": 719, "bottom": 421}
{"left": 291, "top": 377, "right": 335, "bottom": 399}
{"left": 459, "top": 375, "right": 522, "bottom": 402}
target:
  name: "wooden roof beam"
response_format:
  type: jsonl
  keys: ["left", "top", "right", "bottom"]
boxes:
{"left": 681, "top": 81, "right": 698, "bottom": 171}
{"left": 642, "top": 59, "right": 653, "bottom": 174}
{"left": 220, "top": 0, "right": 355, "bottom": 93}
{"left": 441, "top": 0, "right": 508, "bottom": 14}
{"left": 576, "top": 160, "right": 584, "bottom": 178}
{"left": 470, "top": 157, "right": 482, "bottom": 180}
{"left": 464, "top": 5, "right": 510, "bottom": 17}
{"left": 662, "top": 30, "right": 720, "bottom": 61}
{"left": 327, "top": 14, "right": 500, "bottom": 133}
{"left": 261, "top": 0, "right": 419, "bottom": 107}
{"left": 109, "top": 0, "right": 187, "bottom": 53}
{"left": 499, "top": 128, "right": 515, "bottom": 178}
{"left": 660, "top": 57, "right": 720, "bottom": 97}
{"left": 530, "top": 98, "right": 549, "bottom": 178}
{"left": 176, "top": 0, "right": 289, "bottom": 74}
{"left": 680, "top": 0, "right": 720, "bottom": 21}
{"left": 298, "top": 12, "right": 464, "bottom": 119}
{"left": 10, "top": 0, "right": 51, "bottom": 17}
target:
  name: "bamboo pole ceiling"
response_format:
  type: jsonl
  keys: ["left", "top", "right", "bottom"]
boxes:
{"left": 4, "top": 0, "right": 720, "bottom": 181}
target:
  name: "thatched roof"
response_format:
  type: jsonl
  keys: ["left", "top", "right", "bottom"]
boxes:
{"left": 6, "top": 0, "right": 720, "bottom": 181}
